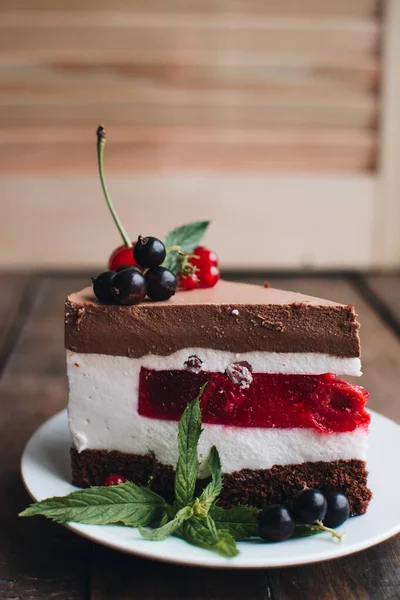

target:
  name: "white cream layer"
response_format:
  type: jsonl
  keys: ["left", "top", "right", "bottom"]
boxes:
{"left": 67, "top": 351, "right": 367, "bottom": 477}
{"left": 68, "top": 348, "right": 361, "bottom": 377}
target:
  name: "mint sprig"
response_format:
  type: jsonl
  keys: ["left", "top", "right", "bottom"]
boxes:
{"left": 20, "top": 388, "right": 336, "bottom": 558}
{"left": 180, "top": 514, "right": 239, "bottom": 558}
{"left": 174, "top": 387, "right": 204, "bottom": 508}
{"left": 19, "top": 481, "right": 165, "bottom": 526}
{"left": 165, "top": 221, "right": 210, "bottom": 254}
{"left": 198, "top": 445, "right": 222, "bottom": 511}
{"left": 209, "top": 504, "right": 259, "bottom": 540}
{"left": 162, "top": 220, "right": 210, "bottom": 275}
{"left": 139, "top": 505, "right": 193, "bottom": 541}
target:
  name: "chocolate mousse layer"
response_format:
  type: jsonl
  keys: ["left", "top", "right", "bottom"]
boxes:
{"left": 65, "top": 281, "right": 360, "bottom": 358}
{"left": 70, "top": 449, "right": 371, "bottom": 516}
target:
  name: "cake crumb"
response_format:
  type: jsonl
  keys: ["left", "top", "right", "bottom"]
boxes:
{"left": 256, "top": 314, "right": 284, "bottom": 331}
{"left": 225, "top": 362, "right": 253, "bottom": 389}
{"left": 264, "top": 281, "right": 270, "bottom": 288}
{"left": 75, "top": 307, "right": 85, "bottom": 327}
{"left": 74, "top": 362, "right": 80, "bottom": 367}
{"left": 262, "top": 320, "right": 284, "bottom": 332}
{"left": 184, "top": 355, "right": 204, "bottom": 372}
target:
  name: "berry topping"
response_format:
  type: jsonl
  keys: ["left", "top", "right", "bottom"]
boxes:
{"left": 197, "top": 264, "right": 220, "bottom": 289}
{"left": 258, "top": 505, "right": 295, "bottom": 542}
{"left": 145, "top": 267, "right": 177, "bottom": 301}
{"left": 115, "top": 264, "right": 141, "bottom": 272}
{"left": 104, "top": 474, "right": 126, "bottom": 487}
{"left": 191, "top": 246, "right": 218, "bottom": 268}
{"left": 184, "top": 355, "right": 204, "bottom": 372}
{"left": 134, "top": 236, "right": 166, "bottom": 269}
{"left": 225, "top": 362, "right": 253, "bottom": 389}
{"left": 111, "top": 268, "right": 147, "bottom": 306}
{"left": 322, "top": 490, "right": 350, "bottom": 528}
{"left": 292, "top": 489, "right": 328, "bottom": 524}
{"left": 179, "top": 273, "right": 200, "bottom": 291}
{"left": 92, "top": 271, "right": 116, "bottom": 303}
{"left": 108, "top": 245, "right": 139, "bottom": 271}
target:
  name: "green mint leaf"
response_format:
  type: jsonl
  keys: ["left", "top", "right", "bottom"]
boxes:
{"left": 180, "top": 515, "right": 239, "bottom": 558}
{"left": 198, "top": 446, "right": 222, "bottom": 511}
{"left": 19, "top": 482, "right": 165, "bottom": 527}
{"left": 213, "top": 529, "right": 240, "bottom": 558}
{"left": 291, "top": 524, "right": 324, "bottom": 539}
{"left": 139, "top": 505, "right": 193, "bottom": 541}
{"left": 165, "top": 220, "right": 210, "bottom": 253}
{"left": 174, "top": 389, "right": 205, "bottom": 508}
{"left": 161, "top": 250, "right": 181, "bottom": 275}
{"left": 209, "top": 504, "right": 259, "bottom": 539}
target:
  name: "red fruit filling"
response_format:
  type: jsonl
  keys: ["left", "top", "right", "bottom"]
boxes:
{"left": 138, "top": 369, "right": 369, "bottom": 433}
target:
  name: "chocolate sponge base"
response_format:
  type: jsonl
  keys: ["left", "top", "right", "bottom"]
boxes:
{"left": 70, "top": 448, "right": 371, "bottom": 516}
{"left": 71, "top": 448, "right": 372, "bottom": 516}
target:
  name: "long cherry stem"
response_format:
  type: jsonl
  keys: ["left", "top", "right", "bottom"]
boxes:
{"left": 96, "top": 126, "right": 132, "bottom": 248}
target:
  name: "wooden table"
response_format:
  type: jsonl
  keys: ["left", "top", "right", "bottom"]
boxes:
{"left": 1, "top": 273, "right": 399, "bottom": 600}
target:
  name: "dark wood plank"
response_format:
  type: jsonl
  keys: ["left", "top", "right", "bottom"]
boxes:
{"left": 269, "top": 537, "right": 400, "bottom": 600}
{"left": 0, "top": 275, "right": 91, "bottom": 599}
{"left": 90, "top": 545, "right": 271, "bottom": 600}
{"left": 363, "top": 274, "right": 400, "bottom": 329}
{"left": 0, "top": 273, "right": 35, "bottom": 371}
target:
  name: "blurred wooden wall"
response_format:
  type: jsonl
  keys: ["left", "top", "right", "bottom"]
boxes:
{"left": 0, "top": 0, "right": 380, "bottom": 174}
{"left": 1, "top": 0, "right": 393, "bottom": 270}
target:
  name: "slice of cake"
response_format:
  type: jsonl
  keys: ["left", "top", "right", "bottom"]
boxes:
{"left": 66, "top": 280, "right": 371, "bottom": 516}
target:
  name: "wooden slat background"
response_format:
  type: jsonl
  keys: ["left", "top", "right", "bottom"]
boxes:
{"left": 0, "top": 0, "right": 381, "bottom": 173}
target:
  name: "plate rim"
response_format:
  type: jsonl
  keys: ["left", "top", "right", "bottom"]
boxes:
{"left": 20, "top": 409, "right": 400, "bottom": 569}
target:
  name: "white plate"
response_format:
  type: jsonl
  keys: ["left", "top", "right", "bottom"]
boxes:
{"left": 21, "top": 409, "right": 399, "bottom": 569}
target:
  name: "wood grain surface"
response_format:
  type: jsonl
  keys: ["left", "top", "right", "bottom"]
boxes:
{"left": 0, "top": 272, "right": 398, "bottom": 599}
{"left": 0, "top": 0, "right": 380, "bottom": 173}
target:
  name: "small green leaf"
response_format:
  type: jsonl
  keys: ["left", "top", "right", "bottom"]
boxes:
{"left": 209, "top": 504, "right": 259, "bottom": 539}
{"left": 165, "top": 220, "right": 210, "bottom": 253}
{"left": 174, "top": 389, "right": 205, "bottom": 509}
{"left": 181, "top": 515, "right": 239, "bottom": 558}
{"left": 161, "top": 251, "right": 182, "bottom": 275}
{"left": 291, "top": 524, "right": 324, "bottom": 539}
{"left": 198, "top": 446, "right": 222, "bottom": 511}
{"left": 19, "top": 482, "right": 165, "bottom": 527}
{"left": 214, "top": 529, "right": 240, "bottom": 558}
{"left": 180, "top": 514, "right": 218, "bottom": 545}
{"left": 139, "top": 505, "right": 193, "bottom": 541}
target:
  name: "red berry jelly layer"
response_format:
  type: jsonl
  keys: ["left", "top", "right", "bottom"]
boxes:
{"left": 138, "top": 369, "right": 370, "bottom": 433}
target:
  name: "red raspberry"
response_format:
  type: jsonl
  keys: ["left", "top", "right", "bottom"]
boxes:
{"left": 180, "top": 273, "right": 200, "bottom": 291}
{"left": 191, "top": 246, "right": 218, "bottom": 268}
{"left": 197, "top": 264, "right": 220, "bottom": 288}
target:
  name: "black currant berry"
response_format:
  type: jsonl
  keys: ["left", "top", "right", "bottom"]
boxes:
{"left": 133, "top": 236, "right": 166, "bottom": 268}
{"left": 259, "top": 505, "right": 295, "bottom": 542}
{"left": 145, "top": 267, "right": 177, "bottom": 301}
{"left": 322, "top": 490, "right": 350, "bottom": 528}
{"left": 292, "top": 489, "right": 327, "bottom": 524}
{"left": 111, "top": 268, "right": 147, "bottom": 306}
{"left": 115, "top": 264, "right": 140, "bottom": 273}
{"left": 92, "top": 271, "right": 116, "bottom": 303}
